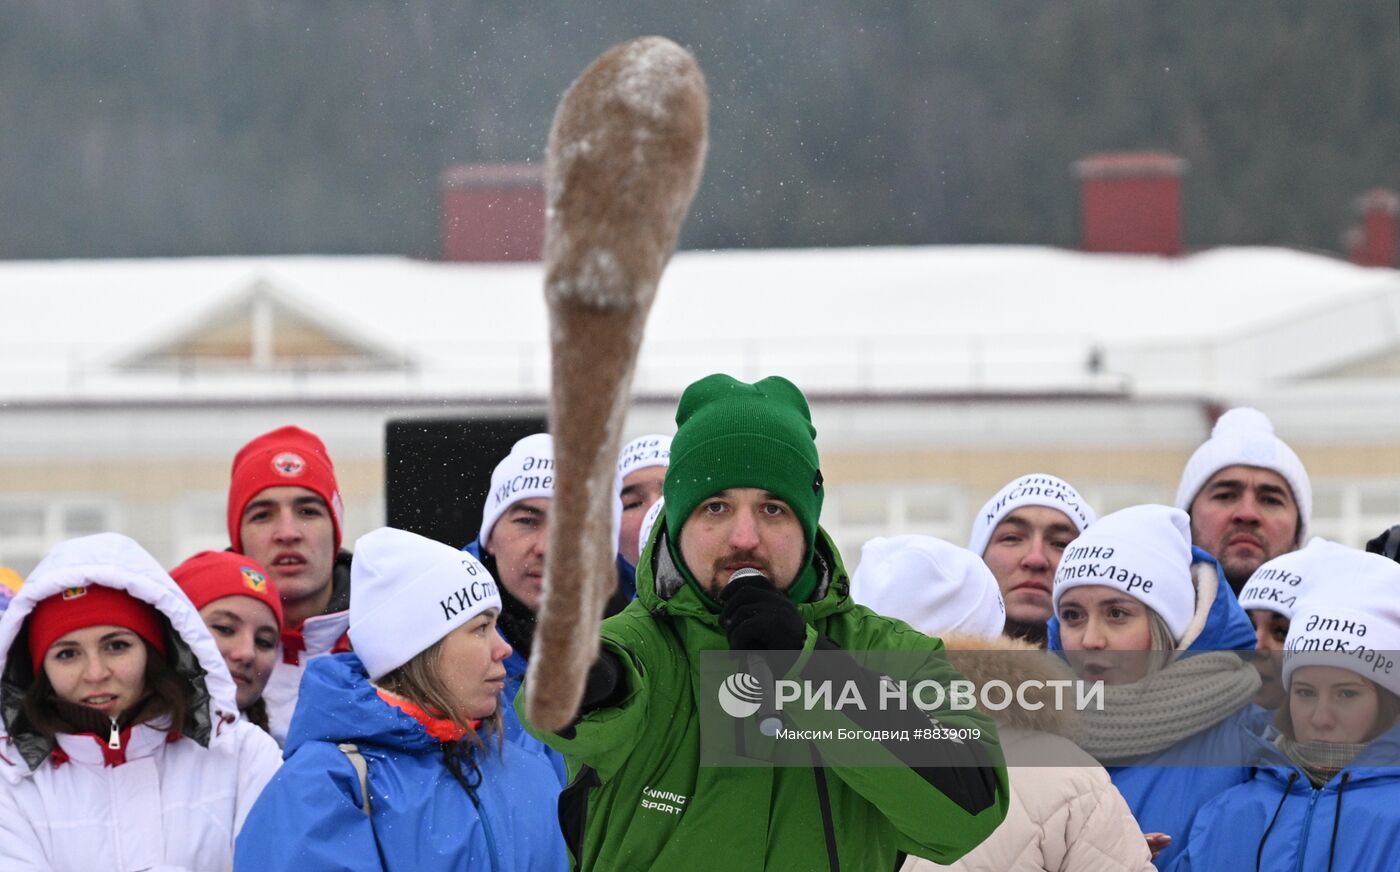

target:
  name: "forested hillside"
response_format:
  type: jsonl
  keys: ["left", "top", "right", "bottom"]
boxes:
{"left": 1, "top": 1, "right": 1395, "bottom": 258}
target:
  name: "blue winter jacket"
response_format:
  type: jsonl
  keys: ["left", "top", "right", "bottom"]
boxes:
{"left": 1170, "top": 724, "right": 1400, "bottom": 871}
{"left": 1048, "top": 547, "right": 1263, "bottom": 869}
{"left": 233, "top": 653, "right": 568, "bottom": 872}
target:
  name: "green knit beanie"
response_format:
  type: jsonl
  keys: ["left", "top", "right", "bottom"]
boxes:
{"left": 664, "top": 374, "right": 825, "bottom": 602}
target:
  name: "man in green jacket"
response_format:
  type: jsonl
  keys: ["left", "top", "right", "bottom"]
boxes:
{"left": 522, "top": 373, "right": 1009, "bottom": 871}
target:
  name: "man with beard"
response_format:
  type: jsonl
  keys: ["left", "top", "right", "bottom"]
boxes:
{"left": 522, "top": 374, "right": 1007, "bottom": 871}
{"left": 1175, "top": 407, "right": 1312, "bottom": 595}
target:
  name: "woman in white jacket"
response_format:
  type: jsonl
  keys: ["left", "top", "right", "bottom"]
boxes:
{"left": 0, "top": 533, "right": 282, "bottom": 872}
{"left": 852, "top": 534, "right": 1155, "bottom": 872}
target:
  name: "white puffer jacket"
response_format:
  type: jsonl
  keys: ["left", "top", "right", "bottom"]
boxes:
{"left": 904, "top": 635, "right": 1155, "bottom": 872}
{"left": 0, "top": 533, "right": 282, "bottom": 872}
{"left": 262, "top": 606, "right": 348, "bottom": 746}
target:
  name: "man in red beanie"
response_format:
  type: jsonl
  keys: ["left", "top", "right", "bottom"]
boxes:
{"left": 226, "top": 425, "right": 351, "bottom": 744}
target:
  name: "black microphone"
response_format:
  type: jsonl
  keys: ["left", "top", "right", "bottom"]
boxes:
{"left": 727, "top": 568, "right": 785, "bottom": 737}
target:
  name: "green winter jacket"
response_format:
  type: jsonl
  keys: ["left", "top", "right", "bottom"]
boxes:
{"left": 520, "top": 524, "right": 1009, "bottom": 871}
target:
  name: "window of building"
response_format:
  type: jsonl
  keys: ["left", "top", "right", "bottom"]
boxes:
{"left": 169, "top": 491, "right": 232, "bottom": 565}
{"left": 824, "top": 484, "right": 966, "bottom": 570}
{"left": 1078, "top": 482, "right": 1171, "bottom": 517}
{"left": 1309, "top": 480, "right": 1400, "bottom": 548}
{"left": 0, "top": 497, "right": 122, "bottom": 578}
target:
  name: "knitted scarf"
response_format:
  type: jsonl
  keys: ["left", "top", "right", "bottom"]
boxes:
{"left": 1077, "top": 651, "right": 1261, "bottom": 762}
{"left": 1276, "top": 734, "right": 1368, "bottom": 788}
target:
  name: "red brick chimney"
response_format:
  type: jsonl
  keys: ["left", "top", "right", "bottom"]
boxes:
{"left": 439, "top": 163, "right": 545, "bottom": 262}
{"left": 1075, "top": 151, "right": 1186, "bottom": 256}
{"left": 1346, "top": 188, "right": 1398, "bottom": 268}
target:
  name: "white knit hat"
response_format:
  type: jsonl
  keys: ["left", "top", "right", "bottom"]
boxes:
{"left": 852, "top": 535, "right": 1006, "bottom": 639}
{"left": 967, "top": 473, "right": 1097, "bottom": 558}
{"left": 349, "top": 527, "right": 502, "bottom": 680}
{"left": 638, "top": 497, "right": 665, "bottom": 558}
{"left": 1052, "top": 504, "right": 1196, "bottom": 642}
{"left": 1283, "top": 554, "right": 1400, "bottom": 697}
{"left": 617, "top": 434, "right": 671, "bottom": 479}
{"left": 1174, "top": 407, "right": 1312, "bottom": 541}
{"left": 1238, "top": 537, "right": 1352, "bottom": 619}
{"left": 478, "top": 433, "right": 557, "bottom": 546}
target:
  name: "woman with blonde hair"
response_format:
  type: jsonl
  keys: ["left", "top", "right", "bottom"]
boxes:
{"left": 853, "top": 534, "right": 1154, "bottom": 872}
{"left": 235, "top": 526, "right": 566, "bottom": 871}
{"left": 1047, "top": 504, "right": 1263, "bottom": 868}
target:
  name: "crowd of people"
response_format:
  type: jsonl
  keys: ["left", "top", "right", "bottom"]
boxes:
{"left": 1, "top": 374, "right": 1398, "bottom": 871}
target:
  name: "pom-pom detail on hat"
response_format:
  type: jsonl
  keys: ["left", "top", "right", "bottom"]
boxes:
{"left": 1175, "top": 406, "right": 1311, "bottom": 541}
{"left": 1211, "top": 407, "right": 1275, "bottom": 437}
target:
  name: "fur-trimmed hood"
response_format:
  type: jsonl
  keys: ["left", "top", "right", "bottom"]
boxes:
{"left": 939, "top": 633, "right": 1080, "bottom": 739}
{"left": 0, "top": 533, "right": 240, "bottom": 778}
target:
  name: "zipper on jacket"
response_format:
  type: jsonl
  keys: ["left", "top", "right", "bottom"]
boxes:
{"left": 464, "top": 785, "right": 501, "bottom": 872}
{"left": 107, "top": 717, "right": 121, "bottom": 750}
{"left": 1290, "top": 788, "right": 1322, "bottom": 872}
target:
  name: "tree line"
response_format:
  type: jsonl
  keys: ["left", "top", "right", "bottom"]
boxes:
{"left": 1, "top": 0, "right": 1395, "bottom": 259}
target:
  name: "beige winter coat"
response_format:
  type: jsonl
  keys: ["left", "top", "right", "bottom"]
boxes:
{"left": 904, "top": 635, "right": 1154, "bottom": 872}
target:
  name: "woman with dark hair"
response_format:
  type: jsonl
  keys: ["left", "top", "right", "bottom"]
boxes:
{"left": 171, "top": 550, "right": 283, "bottom": 733}
{"left": 1170, "top": 555, "right": 1400, "bottom": 871}
{"left": 0, "top": 533, "right": 282, "bottom": 870}
{"left": 235, "top": 526, "right": 567, "bottom": 872}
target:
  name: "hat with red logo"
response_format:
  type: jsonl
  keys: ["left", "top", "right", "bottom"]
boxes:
{"left": 227, "top": 426, "right": 344, "bottom": 553}
{"left": 170, "top": 550, "right": 284, "bottom": 631}
{"left": 28, "top": 584, "right": 168, "bottom": 672}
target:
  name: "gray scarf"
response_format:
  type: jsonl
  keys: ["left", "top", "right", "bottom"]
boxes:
{"left": 1077, "top": 651, "right": 1261, "bottom": 762}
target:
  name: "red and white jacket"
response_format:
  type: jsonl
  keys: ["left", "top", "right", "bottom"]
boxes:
{"left": 263, "top": 606, "right": 350, "bottom": 746}
{"left": 0, "top": 533, "right": 282, "bottom": 872}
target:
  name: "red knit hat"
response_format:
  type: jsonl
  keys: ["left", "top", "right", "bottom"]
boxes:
{"left": 170, "top": 551, "right": 284, "bottom": 631}
{"left": 227, "top": 426, "right": 344, "bottom": 553}
{"left": 28, "top": 585, "right": 168, "bottom": 672}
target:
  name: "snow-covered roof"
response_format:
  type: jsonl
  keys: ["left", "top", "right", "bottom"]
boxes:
{"left": 3, "top": 244, "right": 1397, "bottom": 402}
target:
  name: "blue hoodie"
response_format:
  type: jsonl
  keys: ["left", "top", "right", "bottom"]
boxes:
{"left": 1170, "top": 723, "right": 1400, "bottom": 871}
{"left": 1048, "top": 547, "right": 1263, "bottom": 869}
{"left": 234, "top": 653, "right": 567, "bottom": 872}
